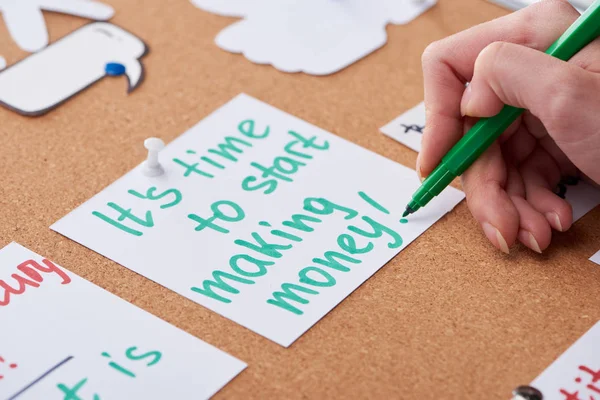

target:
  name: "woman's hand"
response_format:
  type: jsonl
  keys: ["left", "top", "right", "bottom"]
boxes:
{"left": 418, "top": 0, "right": 600, "bottom": 253}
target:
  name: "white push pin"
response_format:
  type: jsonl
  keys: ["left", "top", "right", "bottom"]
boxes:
{"left": 143, "top": 137, "right": 165, "bottom": 177}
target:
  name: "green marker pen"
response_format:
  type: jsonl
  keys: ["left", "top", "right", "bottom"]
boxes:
{"left": 403, "top": 0, "right": 600, "bottom": 217}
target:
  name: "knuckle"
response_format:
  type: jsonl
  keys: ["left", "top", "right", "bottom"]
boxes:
{"left": 478, "top": 42, "right": 508, "bottom": 66}
{"left": 544, "top": 69, "right": 588, "bottom": 130}
{"left": 421, "top": 40, "right": 446, "bottom": 68}
{"left": 529, "top": 0, "right": 577, "bottom": 19}
{"left": 517, "top": 0, "right": 578, "bottom": 47}
{"left": 475, "top": 42, "right": 509, "bottom": 80}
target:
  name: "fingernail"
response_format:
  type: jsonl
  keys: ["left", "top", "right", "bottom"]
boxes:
{"left": 482, "top": 222, "right": 510, "bottom": 254}
{"left": 527, "top": 231, "right": 542, "bottom": 254}
{"left": 416, "top": 154, "right": 425, "bottom": 182}
{"left": 547, "top": 212, "right": 563, "bottom": 232}
{"left": 460, "top": 83, "right": 472, "bottom": 117}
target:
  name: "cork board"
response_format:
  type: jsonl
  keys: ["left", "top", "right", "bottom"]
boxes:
{"left": 1, "top": 0, "right": 599, "bottom": 398}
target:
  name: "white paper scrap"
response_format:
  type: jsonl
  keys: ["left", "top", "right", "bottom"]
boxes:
{"left": 530, "top": 321, "right": 600, "bottom": 400}
{"left": 190, "top": 0, "right": 437, "bottom": 75}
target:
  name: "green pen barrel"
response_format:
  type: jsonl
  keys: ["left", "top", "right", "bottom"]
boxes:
{"left": 442, "top": 106, "right": 524, "bottom": 176}
{"left": 414, "top": 162, "right": 455, "bottom": 203}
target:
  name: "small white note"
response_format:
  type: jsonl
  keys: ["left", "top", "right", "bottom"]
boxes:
{"left": 0, "top": 22, "right": 147, "bottom": 116}
{"left": 590, "top": 250, "right": 600, "bottom": 266}
{"left": 0, "top": 0, "right": 114, "bottom": 52}
{"left": 380, "top": 102, "right": 426, "bottom": 152}
{"left": 530, "top": 321, "right": 600, "bottom": 400}
{"left": 562, "top": 179, "right": 600, "bottom": 222}
{"left": 52, "top": 93, "right": 464, "bottom": 347}
{"left": 0, "top": 242, "right": 245, "bottom": 399}
{"left": 381, "top": 102, "right": 600, "bottom": 222}
{"left": 190, "top": 0, "right": 437, "bottom": 76}
{"left": 486, "top": 0, "right": 588, "bottom": 13}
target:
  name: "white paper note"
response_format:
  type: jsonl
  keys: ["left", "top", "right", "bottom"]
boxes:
{"left": 561, "top": 179, "right": 600, "bottom": 222}
{"left": 530, "top": 321, "right": 600, "bottom": 400}
{"left": 381, "top": 102, "right": 600, "bottom": 222}
{"left": 0, "top": 0, "right": 114, "bottom": 52}
{"left": 380, "top": 102, "right": 426, "bottom": 152}
{"left": 0, "top": 242, "right": 245, "bottom": 399}
{"left": 486, "top": 0, "right": 589, "bottom": 13}
{"left": 52, "top": 93, "right": 465, "bottom": 347}
{"left": 590, "top": 250, "right": 600, "bottom": 266}
{"left": 190, "top": 0, "right": 437, "bottom": 76}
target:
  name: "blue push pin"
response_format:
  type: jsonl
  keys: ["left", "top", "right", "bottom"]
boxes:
{"left": 105, "top": 62, "right": 126, "bottom": 76}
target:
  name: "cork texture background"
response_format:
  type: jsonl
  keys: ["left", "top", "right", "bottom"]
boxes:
{"left": 1, "top": 0, "right": 599, "bottom": 398}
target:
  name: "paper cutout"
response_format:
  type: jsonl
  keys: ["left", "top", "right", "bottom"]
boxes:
{"left": 191, "top": 0, "right": 437, "bottom": 75}
{"left": 530, "top": 321, "right": 600, "bottom": 399}
{"left": 52, "top": 93, "right": 465, "bottom": 347}
{"left": 380, "top": 101, "right": 425, "bottom": 152}
{"left": 0, "top": 22, "right": 147, "bottom": 116}
{"left": 555, "top": 178, "right": 600, "bottom": 222}
{"left": 0, "top": 57, "right": 5, "bottom": 70}
{"left": 0, "top": 0, "right": 114, "bottom": 52}
{"left": 381, "top": 102, "right": 600, "bottom": 222}
{"left": 590, "top": 250, "right": 600, "bottom": 266}
{"left": 486, "top": 0, "right": 589, "bottom": 13}
{"left": 0, "top": 242, "right": 245, "bottom": 399}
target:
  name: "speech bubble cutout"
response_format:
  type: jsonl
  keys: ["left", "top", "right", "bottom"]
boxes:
{"left": 0, "top": 22, "right": 148, "bottom": 116}
{"left": 0, "top": 0, "right": 115, "bottom": 53}
{"left": 192, "top": 0, "right": 437, "bottom": 76}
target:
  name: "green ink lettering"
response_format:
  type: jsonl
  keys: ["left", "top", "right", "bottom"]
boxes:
{"left": 249, "top": 162, "right": 293, "bottom": 182}
{"left": 241, "top": 176, "right": 277, "bottom": 194}
{"left": 229, "top": 254, "right": 274, "bottom": 277}
{"left": 358, "top": 191, "right": 390, "bottom": 214}
{"left": 299, "top": 267, "right": 336, "bottom": 288}
{"left": 208, "top": 136, "right": 252, "bottom": 162}
{"left": 172, "top": 158, "right": 214, "bottom": 178}
{"left": 284, "top": 140, "right": 313, "bottom": 159}
{"left": 57, "top": 378, "right": 100, "bottom": 400}
{"left": 92, "top": 211, "right": 143, "bottom": 236}
{"left": 287, "top": 130, "right": 330, "bottom": 150}
{"left": 337, "top": 234, "right": 374, "bottom": 255}
{"left": 282, "top": 214, "right": 322, "bottom": 232}
{"left": 273, "top": 156, "right": 306, "bottom": 175}
{"left": 125, "top": 346, "right": 162, "bottom": 366}
{"left": 312, "top": 251, "right": 360, "bottom": 272}
{"left": 238, "top": 119, "right": 270, "bottom": 139}
{"left": 108, "top": 203, "right": 154, "bottom": 227}
{"left": 127, "top": 187, "right": 183, "bottom": 209}
{"left": 101, "top": 352, "right": 136, "bottom": 378}
{"left": 348, "top": 216, "right": 403, "bottom": 249}
{"left": 270, "top": 229, "right": 303, "bottom": 242}
{"left": 234, "top": 232, "right": 292, "bottom": 258}
{"left": 201, "top": 156, "right": 225, "bottom": 169}
{"left": 188, "top": 200, "right": 245, "bottom": 234}
{"left": 191, "top": 270, "right": 254, "bottom": 303}
{"left": 267, "top": 283, "right": 319, "bottom": 315}
{"left": 303, "top": 198, "right": 358, "bottom": 220}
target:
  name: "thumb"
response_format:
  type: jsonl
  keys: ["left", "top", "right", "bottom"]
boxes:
{"left": 460, "top": 41, "right": 598, "bottom": 125}
{"left": 461, "top": 41, "right": 600, "bottom": 183}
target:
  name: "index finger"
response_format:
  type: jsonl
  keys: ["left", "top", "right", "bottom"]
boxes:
{"left": 418, "top": 0, "right": 580, "bottom": 178}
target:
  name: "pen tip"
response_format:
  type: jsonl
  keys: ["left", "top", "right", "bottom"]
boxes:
{"left": 402, "top": 207, "right": 414, "bottom": 218}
